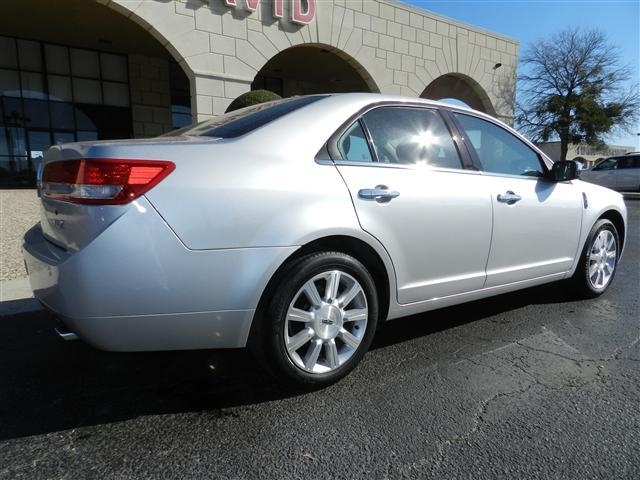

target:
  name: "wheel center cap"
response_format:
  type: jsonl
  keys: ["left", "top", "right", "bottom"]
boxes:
{"left": 315, "top": 304, "right": 343, "bottom": 340}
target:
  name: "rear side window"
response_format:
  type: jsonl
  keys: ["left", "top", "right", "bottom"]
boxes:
{"left": 617, "top": 156, "right": 640, "bottom": 169}
{"left": 338, "top": 121, "right": 374, "bottom": 162}
{"left": 361, "top": 107, "right": 462, "bottom": 169}
{"left": 172, "top": 95, "right": 327, "bottom": 139}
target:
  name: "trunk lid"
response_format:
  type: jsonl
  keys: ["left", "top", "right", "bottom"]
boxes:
{"left": 38, "top": 136, "right": 219, "bottom": 252}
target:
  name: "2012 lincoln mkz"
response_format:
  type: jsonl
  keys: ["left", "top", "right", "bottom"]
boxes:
{"left": 23, "top": 93, "right": 627, "bottom": 388}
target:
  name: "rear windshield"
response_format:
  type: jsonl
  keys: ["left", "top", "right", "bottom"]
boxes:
{"left": 169, "top": 95, "right": 327, "bottom": 139}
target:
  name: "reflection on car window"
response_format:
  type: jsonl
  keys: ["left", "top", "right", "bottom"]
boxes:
{"left": 593, "top": 158, "right": 618, "bottom": 170}
{"left": 338, "top": 121, "right": 373, "bottom": 162}
{"left": 454, "top": 113, "right": 544, "bottom": 177}
{"left": 361, "top": 107, "right": 462, "bottom": 169}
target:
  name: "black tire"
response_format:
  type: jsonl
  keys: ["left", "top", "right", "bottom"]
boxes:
{"left": 253, "top": 251, "right": 379, "bottom": 389}
{"left": 570, "top": 219, "right": 620, "bottom": 298}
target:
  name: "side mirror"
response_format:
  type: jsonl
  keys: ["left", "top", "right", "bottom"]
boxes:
{"left": 549, "top": 160, "right": 579, "bottom": 182}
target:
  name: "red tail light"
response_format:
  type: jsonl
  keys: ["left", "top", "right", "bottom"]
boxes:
{"left": 42, "top": 159, "right": 175, "bottom": 205}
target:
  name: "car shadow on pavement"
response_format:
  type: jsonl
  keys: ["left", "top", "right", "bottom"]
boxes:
{"left": 372, "top": 282, "right": 571, "bottom": 350}
{"left": 0, "top": 282, "right": 571, "bottom": 441}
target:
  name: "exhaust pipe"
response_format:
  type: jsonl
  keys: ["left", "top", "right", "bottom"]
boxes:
{"left": 55, "top": 326, "right": 79, "bottom": 341}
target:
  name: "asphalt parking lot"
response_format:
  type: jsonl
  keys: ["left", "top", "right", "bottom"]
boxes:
{"left": 0, "top": 200, "right": 638, "bottom": 480}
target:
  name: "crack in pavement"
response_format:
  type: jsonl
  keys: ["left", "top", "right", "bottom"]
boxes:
{"left": 405, "top": 326, "right": 637, "bottom": 475}
{"left": 403, "top": 382, "right": 538, "bottom": 477}
{"left": 612, "top": 332, "right": 640, "bottom": 361}
{"left": 514, "top": 341, "right": 585, "bottom": 368}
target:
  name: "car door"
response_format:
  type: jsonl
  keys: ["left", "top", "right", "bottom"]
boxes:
{"left": 452, "top": 112, "right": 583, "bottom": 287}
{"left": 615, "top": 156, "right": 640, "bottom": 191}
{"left": 333, "top": 106, "right": 493, "bottom": 304}
{"left": 586, "top": 158, "right": 618, "bottom": 189}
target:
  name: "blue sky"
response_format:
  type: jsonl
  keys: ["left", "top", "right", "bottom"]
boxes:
{"left": 404, "top": 0, "right": 640, "bottom": 148}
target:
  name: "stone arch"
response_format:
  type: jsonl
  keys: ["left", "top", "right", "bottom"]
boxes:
{"left": 104, "top": 1, "right": 195, "bottom": 79}
{"left": 99, "top": 1, "right": 197, "bottom": 129}
{"left": 421, "top": 73, "right": 496, "bottom": 116}
{"left": 252, "top": 44, "right": 379, "bottom": 96}
{"left": 104, "top": 1, "right": 222, "bottom": 120}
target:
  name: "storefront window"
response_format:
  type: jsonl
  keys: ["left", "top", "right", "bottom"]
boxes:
{"left": 0, "top": 37, "right": 18, "bottom": 68}
{"left": 0, "top": 70, "right": 20, "bottom": 97}
{"left": 44, "top": 45, "right": 70, "bottom": 75}
{"left": 0, "top": 36, "right": 132, "bottom": 187}
{"left": 17, "top": 40, "right": 42, "bottom": 72}
{"left": 169, "top": 62, "right": 192, "bottom": 129}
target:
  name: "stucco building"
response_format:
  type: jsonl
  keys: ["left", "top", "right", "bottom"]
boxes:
{"left": 0, "top": 0, "right": 518, "bottom": 186}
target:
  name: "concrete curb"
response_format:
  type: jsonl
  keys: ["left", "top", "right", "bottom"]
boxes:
{"left": 0, "top": 277, "right": 42, "bottom": 316}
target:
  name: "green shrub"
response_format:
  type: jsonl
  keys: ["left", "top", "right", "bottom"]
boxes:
{"left": 225, "top": 89, "right": 282, "bottom": 113}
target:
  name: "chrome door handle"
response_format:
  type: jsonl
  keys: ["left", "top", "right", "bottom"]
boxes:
{"left": 497, "top": 191, "right": 521, "bottom": 205}
{"left": 358, "top": 187, "right": 400, "bottom": 202}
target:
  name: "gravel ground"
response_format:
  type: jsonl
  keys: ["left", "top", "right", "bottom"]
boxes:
{"left": 0, "top": 190, "right": 40, "bottom": 281}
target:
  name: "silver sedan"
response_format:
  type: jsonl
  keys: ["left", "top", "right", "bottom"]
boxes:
{"left": 579, "top": 153, "right": 640, "bottom": 192}
{"left": 23, "top": 93, "right": 627, "bottom": 388}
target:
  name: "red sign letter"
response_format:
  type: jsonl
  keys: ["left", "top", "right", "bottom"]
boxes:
{"left": 273, "top": 0, "right": 284, "bottom": 19}
{"left": 245, "top": 0, "right": 259, "bottom": 11}
{"left": 223, "top": 0, "right": 237, "bottom": 6}
{"left": 291, "top": 0, "right": 315, "bottom": 25}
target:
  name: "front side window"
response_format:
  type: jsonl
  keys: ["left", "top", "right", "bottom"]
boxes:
{"left": 454, "top": 113, "right": 544, "bottom": 177}
{"left": 360, "top": 107, "right": 462, "bottom": 169}
{"left": 593, "top": 158, "right": 617, "bottom": 171}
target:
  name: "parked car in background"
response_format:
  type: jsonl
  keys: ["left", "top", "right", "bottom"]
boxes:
{"left": 580, "top": 153, "right": 640, "bottom": 192}
{"left": 23, "top": 93, "right": 627, "bottom": 388}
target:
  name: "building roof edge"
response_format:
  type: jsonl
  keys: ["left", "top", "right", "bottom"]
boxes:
{"left": 384, "top": 0, "right": 520, "bottom": 45}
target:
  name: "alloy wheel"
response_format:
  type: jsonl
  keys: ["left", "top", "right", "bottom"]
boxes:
{"left": 588, "top": 229, "right": 617, "bottom": 289}
{"left": 284, "top": 270, "right": 368, "bottom": 374}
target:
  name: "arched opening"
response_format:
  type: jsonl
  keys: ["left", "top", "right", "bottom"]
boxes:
{"left": 421, "top": 74, "right": 496, "bottom": 116}
{"left": 0, "top": 0, "right": 191, "bottom": 187}
{"left": 252, "top": 45, "right": 378, "bottom": 97}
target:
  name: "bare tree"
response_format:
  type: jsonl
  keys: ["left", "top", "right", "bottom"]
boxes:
{"left": 517, "top": 28, "right": 639, "bottom": 161}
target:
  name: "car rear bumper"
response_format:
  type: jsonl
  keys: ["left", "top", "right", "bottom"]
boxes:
{"left": 46, "top": 307, "right": 256, "bottom": 352}
{"left": 22, "top": 198, "right": 297, "bottom": 351}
